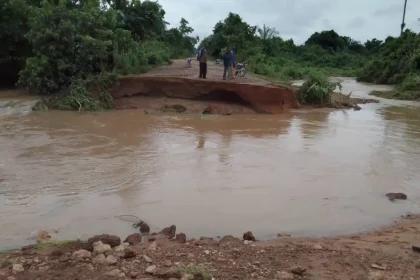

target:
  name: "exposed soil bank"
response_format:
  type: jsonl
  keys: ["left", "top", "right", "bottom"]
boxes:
{"left": 2, "top": 215, "right": 420, "bottom": 280}
{"left": 106, "top": 76, "right": 300, "bottom": 114}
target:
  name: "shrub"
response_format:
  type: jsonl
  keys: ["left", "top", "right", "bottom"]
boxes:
{"left": 298, "top": 73, "right": 342, "bottom": 105}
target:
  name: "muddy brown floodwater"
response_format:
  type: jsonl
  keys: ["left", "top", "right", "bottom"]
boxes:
{"left": 1, "top": 79, "right": 420, "bottom": 251}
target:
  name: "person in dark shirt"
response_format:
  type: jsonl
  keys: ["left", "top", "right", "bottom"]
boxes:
{"left": 198, "top": 45, "right": 208, "bottom": 78}
{"left": 222, "top": 47, "right": 232, "bottom": 80}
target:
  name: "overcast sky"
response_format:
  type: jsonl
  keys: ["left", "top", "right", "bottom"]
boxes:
{"left": 158, "top": 0, "right": 420, "bottom": 45}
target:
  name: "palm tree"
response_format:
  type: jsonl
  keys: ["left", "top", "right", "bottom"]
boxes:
{"left": 257, "top": 24, "right": 279, "bottom": 55}
{"left": 257, "top": 24, "right": 279, "bottom": 40}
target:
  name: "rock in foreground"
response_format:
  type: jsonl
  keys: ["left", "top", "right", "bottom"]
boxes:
{"left": 124, "top": 233, "right": 142, "bottom": 245}
{"left": 243, "top": 231, "right": 256, "bottom": 241}
{"left": 386, "top": 192, "right": 407, "bottom": 201}
{"left": 88, "top": 234, "right": 121, "bottom": 248}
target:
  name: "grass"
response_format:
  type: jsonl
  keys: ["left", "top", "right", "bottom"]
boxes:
{"left": 370, "top": 90, "right": 420, "bottom": 101}
{"left": 35, "top": 239, "right": 80, "bottom": 250}
{"left": 179, "top": 264, "right": 214, "bottom": 280}
{"left": 0, "top": 259, "right": 12, "bottom": 268}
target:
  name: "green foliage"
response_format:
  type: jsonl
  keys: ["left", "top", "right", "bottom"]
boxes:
{"left": 298, "top": 73, "right": 342, "bottom": 105}
{"left": 196, "top": 12, "right": 419, "bottom": 100}
{"left": 0, "top": 0, "right": 32, "bottom": 85}
{"left": 2, "top": 0, "right": 420, "bottom": 108}
{"left": 34, "top": 73, "right": 116, "bottom": 111}
{"left": 179, "top": 264, "right": 213, "bottom": 280}
{"left": 357, "top": 30, "right": 420, "bottom": 87}
{"left": 0, "top": 0, "right": 197, "bottom": 110}
{"left": 18, "top": 1, "right": 118, "bottom": 94}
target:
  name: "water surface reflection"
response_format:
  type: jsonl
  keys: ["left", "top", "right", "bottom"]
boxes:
{"left": 0, "top": 85, "right": 420, "bottom": 250}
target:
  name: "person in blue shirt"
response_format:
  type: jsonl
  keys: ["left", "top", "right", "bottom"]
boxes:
{"left": 222, "top": 47, "right": 232, "bottom": 80}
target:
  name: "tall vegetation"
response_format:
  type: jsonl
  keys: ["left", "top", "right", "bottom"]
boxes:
{"left": 198, "top": 13, "right": 420, "bottom": 102}
{"left": 1, "top": 2, "right": 419, "bottom": 109}
{"left": 0, "top": 0, "right": 197, "bottom": 110}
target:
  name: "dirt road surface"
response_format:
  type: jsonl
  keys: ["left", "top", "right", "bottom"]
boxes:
{"left": 140, "top": 59, "right": 271, "bottom": 86}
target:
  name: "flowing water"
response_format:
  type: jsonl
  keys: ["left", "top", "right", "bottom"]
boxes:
{"left": 1, "top": 80, "right": 420, "bottom": 250}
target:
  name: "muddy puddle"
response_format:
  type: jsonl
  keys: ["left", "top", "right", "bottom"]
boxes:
{"left": 1, "top": 80, "right": 420, "bottom": 250}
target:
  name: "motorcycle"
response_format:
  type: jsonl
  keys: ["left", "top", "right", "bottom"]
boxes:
{"left": 235, "top": 62, "right": 247, "bottom": 77}
{"left": 215, "top": 58, "right": 223, "bottom": 65}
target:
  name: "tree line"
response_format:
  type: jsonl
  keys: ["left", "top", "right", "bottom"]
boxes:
{"left": 1, "top": 2, "right": 419, "bottom": 109}
{"left": 0, "top": 0, "right": 198, "bottom": 109}
{"left": 198, "top": 13, "right": 420, "bottom": 98}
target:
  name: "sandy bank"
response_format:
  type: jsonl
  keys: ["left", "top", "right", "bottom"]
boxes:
{"left": 1, "top": 214, "right": 419, "bottom": 280}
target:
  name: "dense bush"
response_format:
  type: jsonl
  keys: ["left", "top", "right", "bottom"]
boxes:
{"left": 2, "top": 0, "right": 420, "bottom": 109}
{"left": 357, "top": 30, "right": 420, "bottom": 85}
{"left": 198, "top": 13, "right": 420, "bottom": 100}
{"left": 297, "top": 73, "right": 342, "bottom": 105}
{"left": 0, "top": 0, "right": 197, "bottom": 110}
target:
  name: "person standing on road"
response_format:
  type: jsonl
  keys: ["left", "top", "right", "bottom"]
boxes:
{"left": 222, "top": 47, "right": 232, "bottom": 80}
{"left": 230, "top": 46, "right": 237, "bottom": 80}
{"left": 198, "top": 45, "right": 208, "bottom": 79}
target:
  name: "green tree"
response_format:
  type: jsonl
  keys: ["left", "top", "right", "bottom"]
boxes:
{"left": 257, "top": 24, "right": 279, "bottom": 55}
{"left": 0, "top": 0, "right": 32, "bottom": 85}
{"left": 179, "top": 17, "right": 193, "bottom": 35}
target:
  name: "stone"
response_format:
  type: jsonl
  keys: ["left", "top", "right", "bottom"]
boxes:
{"left": 175, "top": 233, "right": 187, "bottom": 244}
{"left": 50, "top": 250, "right": 64, "bottom": 257}
{"left": 88, "top": 234, "right": 121, "bottom": 248}
{"left": 72, "top": 249, "right": 92, "bottom": 260}
{"left": 181, "top": 274, "right": 194, "bottom": 280}
{"left": 113, "top": 245, "right": 125, "bottom": 252}
{"left": 161, "top": 225, "right": 177, "bottom": 239}
{"left": 368, "top": 271, "right": 384, "bottom": 280}
{"left": 139, "top": 221, "right": 151, "bottom": 234}
{"left": 164, "top": 259, "right": 172, "bottom": 267}
{"left": 93, "top": 241, "right": 112, "bottom": 254}
{"left": 93, "top": 254, "right": 106, "bottom": 264}
{"left": 106, "top": 255, "right": 118, "bottom": 265}
{"left": 155, "top": 267, "right": 182, "bottom": 278}
{"left": 123, "top": 248, "right": 137, "bottom": 259}
{"left": 412, "top": 246, "right": 420, "bottom": 253}
{"left": 290, "top": 266, "right": 307, "bottom": 276}
{"left": 276, "top": 271, "right": 294, "bottom": 279}
{"left": 244, "top": 240, "right": 254, "bottom": 245}
{"left": 204, "top": 250, "right": 210, "bottom": 255}
{"left": 243, "top": 231, "right": 256, "bottom": 241}
{"left": 38, "top": 266, "right": 49, "bottom": 271}
{"left": 143, "top": 255, "right": 153, "bottom": 263}
{"left": 219, "top": 235, "right": 242, "bottom": 247}
{"left": 7, "top": 276, "right": 17, "bottom": 280}
{"left": 106, "top": 76, "right": 300, "bottom": 114}
{"left": 145, "top": 265, "right": 157, "bottom": 274}
{"left": 36, "top": 230, "right": 52, "bottom": 243}
{"left": 124, "top": 233, "right": 142, "bottom": 245}
{"left": 371, "top": 263, "right": 387, "bottom": 270}
{"left": 129, "top": 271, "right": 139, "bottom": 278}
{"left": 313, "top": 244, "right": 323, "bottom": 250}
{"left": 12, "top": 264, "right": 24, "bottom": 274}
{"left": 148, "top": 241, "right": 157, "bottom": 251}
{"left": 386, "top": 192, "right": 407, "bottom": 201}
{"left": 105, "top": 268, "right": 125, "bottom": 278}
